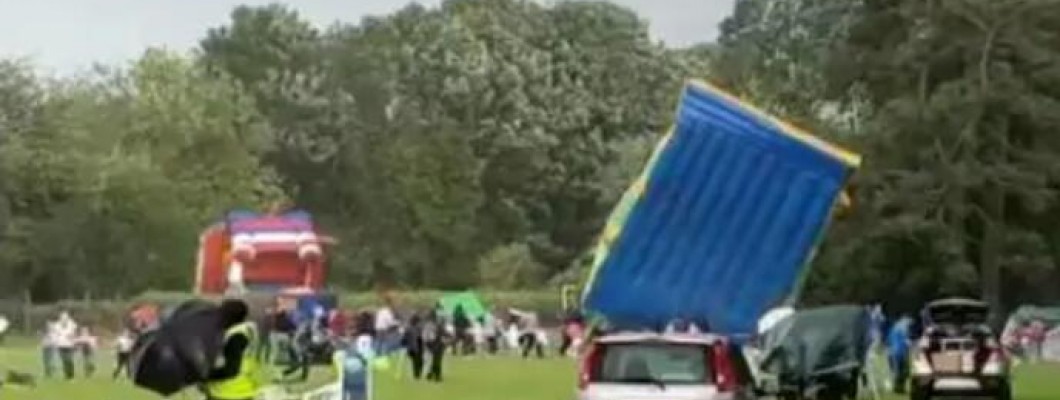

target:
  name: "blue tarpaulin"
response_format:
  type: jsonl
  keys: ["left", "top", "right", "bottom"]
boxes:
{"left": 582, "top": 81, "right": 859, "bottom": 335}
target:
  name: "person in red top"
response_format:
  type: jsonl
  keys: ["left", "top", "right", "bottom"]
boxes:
{"left": 327, "top": 310, "right": 350, "bottom": 339}
{"left": 558, "top": 310, "right": 584, "bottom": 357}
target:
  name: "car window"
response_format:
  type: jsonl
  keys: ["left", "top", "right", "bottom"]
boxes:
{"left": 592, "top": 342, "right": 711, "bottom": 385}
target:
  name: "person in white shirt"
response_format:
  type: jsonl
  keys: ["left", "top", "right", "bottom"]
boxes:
{"left": 374, "top": 306, "right": 395, "bottom": 333}
{"left": 113, "top": 329, "right": 135, "bottom": 379}
{"left": 509, "top": 309, "right": 545, "bottom": 358}
{"left": 354, "top": 333, "right": 374, "bottom": 357}
{"left": 41, "top": 320, "right": 58, "bottom": 378}
{"left": 504, "top": 320, "right": 521, "bottom": 353}
{"left": 53, "top": 311, "right": 78, "bottom": 379}
{"left": 375, "top": 302, "right": 401, "bottom": 354}
{"left": 226, "top": 260, "right": 246, "bottom": 295}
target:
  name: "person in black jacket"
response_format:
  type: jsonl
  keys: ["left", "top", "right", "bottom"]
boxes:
{"left": 452, "top": 306, "right": 471, "bottom": 355}
{"left": 285, "top": 320, "right": 312, "bottom": 381}
{"left": 403, "top": 313, "right": 425, "bottom": 379}
{"left": 423, "top": 311, "right": 447, "bottom": 382}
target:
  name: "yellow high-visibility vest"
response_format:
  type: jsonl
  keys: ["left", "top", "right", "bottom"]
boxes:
{"left": 206, "top": 322, "right": 263, "bottom": 400}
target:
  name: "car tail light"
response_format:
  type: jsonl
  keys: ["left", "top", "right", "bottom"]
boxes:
{"left": 982, "top": 344, "right": 1006, "bottom": 375}
{"left": 578, "top": 343, "right": 602, "bottom": 390}
{"left": 711, "top": 340, "right": 737, "bottom": 392}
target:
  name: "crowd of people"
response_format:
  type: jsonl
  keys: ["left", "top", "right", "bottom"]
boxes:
{"left": 258, "top": 297, "right": 589, "bottom": 385}
{"left": 1004, "top": 318, "right": 1052, "bottom": 362}
{"left": 35, "top": 310, "right": 137, "bottom": 381}
{"left": 12, "top": 295, "right": 590, "bottom": 399}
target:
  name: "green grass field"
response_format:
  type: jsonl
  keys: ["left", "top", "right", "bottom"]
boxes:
{"left": 1, "top": 343, "right": 1057, "bottom": 399}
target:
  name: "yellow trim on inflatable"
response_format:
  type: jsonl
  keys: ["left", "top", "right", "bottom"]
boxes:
{"left": 687, "top": 80, "right": 863, "bottom": 168}
{"left": 581, "top": 129, "right": 674, "bottom": 303}
{"left": 630, "top": 178, "right": 646, "bottom": 197}
{"left": 603, "top": 224, "right": 620, "bottom": 243}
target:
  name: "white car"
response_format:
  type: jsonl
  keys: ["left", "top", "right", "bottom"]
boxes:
{"left": 577, "top": 331, "right": 754, "bottom": 400}
{"left": 910, "top": 298, "right": 1012, "bottom": 400}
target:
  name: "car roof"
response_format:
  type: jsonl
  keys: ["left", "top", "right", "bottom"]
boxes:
{"left": 594, "top": 331, "right": 720, "bottom": 345}
{"left": 925, "top": 298, "right": 988, "bottom": 309}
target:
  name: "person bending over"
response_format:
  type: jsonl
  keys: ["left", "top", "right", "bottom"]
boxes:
{"left": 204, "top": 299, "right": 263, "bottom": 400}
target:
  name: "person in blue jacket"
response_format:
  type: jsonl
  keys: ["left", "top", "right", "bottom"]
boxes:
{"left": 887, "top": 316, "right": 913, "bottom": 394}
{"left": 337, "top": 340, "right": 372, "bottom": 400}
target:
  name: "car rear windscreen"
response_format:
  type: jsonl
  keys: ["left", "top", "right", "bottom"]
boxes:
{"left": 592, "top": 342, "right": 712, "bottom": 385}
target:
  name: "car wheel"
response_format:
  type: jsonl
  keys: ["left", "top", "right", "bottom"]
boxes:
{"left": 995, "top": 379, "right": 1013, "bottom": 400}
{"left": 909, "top": 383, "right": 931, "bottom": 400}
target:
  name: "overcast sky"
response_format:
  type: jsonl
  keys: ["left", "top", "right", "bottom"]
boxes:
{"left": 0, "top": 0, "right": 735, "bottom": 76}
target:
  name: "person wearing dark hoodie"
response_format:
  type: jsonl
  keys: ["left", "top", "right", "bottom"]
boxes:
{"left": 403, "top": 313, "right": 426, "bottom": 379}
{"left": 452, "top": 305, "right": 471, "bottom": 356}
{"left": 284, "top": 316, "right": 313, "bottom": 382}
{"left": 204, "top": 299, "right": 262, "bottom": 400}
{"left": 423, "top": 310, "right": 447, "bottom": 382}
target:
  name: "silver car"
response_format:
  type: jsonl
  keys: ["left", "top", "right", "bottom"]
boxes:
{"left": 577, "top": 331, "right": 754, "bottom": 400}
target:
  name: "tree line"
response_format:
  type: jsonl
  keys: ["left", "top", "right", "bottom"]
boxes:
{"left": 716, "top": 0, "right": 1060, "bottom": 317}
{"left": 0, "top": 1, "right": 708, "bottom": 300}
{"left": 0, "top": 0, "right": 1058, "bottom": 317}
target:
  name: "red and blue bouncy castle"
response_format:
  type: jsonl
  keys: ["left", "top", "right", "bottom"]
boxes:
{"left": 194, "top": 209, "right": 335, "bottom": 295}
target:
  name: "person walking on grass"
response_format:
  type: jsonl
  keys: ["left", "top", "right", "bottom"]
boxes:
{"left": 887, "top": 316, "right": 913, "bottom": 394}
{"left": 452, "top": 305, "right": 471, "bottom": 356}
{"left": 510, "top": 309, "right": 544, "bottom": 359}
{"left": 283, "top": 316, "right": 313, "bottom": 382}
{"left": 75, "top": 326, "right": 98, "bottom": 377}
{"left": 403, "top": 313, "right": 426, "bottom": 380}
{"left": 423, "top": 311, "right": 447, "bottom": 382}
{"left": 54, "top": 311, "right": 78, "bottom": 379}
{"left": 41, "top": 319, "right": 58, "bottom": 378}
{"left": 375, "top": 295, "right": 400, "bottom": 354}
{"left": 113, "top": 328, "right": 135, "bottom": 379}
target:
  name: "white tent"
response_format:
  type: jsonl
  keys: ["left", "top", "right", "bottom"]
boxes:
{"left": 1044, "top": 327, "right": 1060, "bottom": 363}
{"left": 757, "top": 306, "right": 795, "bottom": 335}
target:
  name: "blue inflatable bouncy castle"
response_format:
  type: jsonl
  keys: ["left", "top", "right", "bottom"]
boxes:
{"left": 582, "top": 81, "right": 860, "bottom": 336}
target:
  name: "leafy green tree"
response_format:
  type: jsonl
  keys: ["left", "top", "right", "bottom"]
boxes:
{"left": 478, "top": 242, "right": 547, "bottom": 289}
{"left": 0, "top": 51, "right": 281, "bottom": 300}
{"left": 716, "top": 0, "right": 1060, "bottom": 317}
{"left": 821, "top": 0, "right": 1060, "bottom": 315}
{"left": 198, "top": 0, "right": 701, "bottom": 288}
